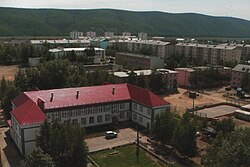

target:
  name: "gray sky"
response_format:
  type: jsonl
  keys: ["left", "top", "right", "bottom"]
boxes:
{"left": 1, "top": 0, "right": 250, "bottom": 20}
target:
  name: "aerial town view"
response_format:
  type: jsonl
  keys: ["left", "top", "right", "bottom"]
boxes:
{"left": 0, "top": 0, "right": 250, "bottom": 167}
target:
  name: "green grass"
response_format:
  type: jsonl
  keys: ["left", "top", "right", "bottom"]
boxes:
{"left": 90, "top": 145, "right": 166, "bottom": 167}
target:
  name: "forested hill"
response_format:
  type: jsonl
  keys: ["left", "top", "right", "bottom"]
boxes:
{"left": 1, "top": 7, "right": 250, "bottom": 37}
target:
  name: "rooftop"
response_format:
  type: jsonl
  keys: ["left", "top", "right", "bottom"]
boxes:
{"left": 176, "top": 43, "right": 237, "bottom": 50}
{"left": 49, "top": 47, "right": 105, "bottom": 53}
{"left": 11, "top": 84, "right": 170, "bottom": 126}
{"left": 232, "top": 64, "right": 250, "bottom": 73}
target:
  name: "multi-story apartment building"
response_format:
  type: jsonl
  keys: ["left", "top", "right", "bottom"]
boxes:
{"left": 104, "top": 32, "right": 114, "bottom": 37}
{"left": 9, "top": 83, "right": 170, "bottom": 155}
{"left": 114, "top": 69, "right": 178, "bottom": 90}
{"left": 115, "top": 52, "right": 164, "bottom": 70}
{"left": 86, "top": 31, "right": 96, "bottom": 38}
{"left": 109, "top": 40, "right": 175, "bottom": 58}
{"left": 30, "top": 39, "right": 90, "bottom": 48}
{"left": 122, "top": 32, "right": 131, "bottom": 37}
{"left": 70, "top": 31, "right": 84, "bottom": 39}
{"left": 138, "top": 32, "right": 148, "bottom": 40}
{"left": 49, "top": 47, "right": 105, "bottom": 64}
{"left": 175, "top": 43, "right": 242, "bottom": 65}
{"left": 220, "top": 43, "right": 250, "bottom": 62}
{"left": 231, "top": 64, "right": 250, "bottom": 88}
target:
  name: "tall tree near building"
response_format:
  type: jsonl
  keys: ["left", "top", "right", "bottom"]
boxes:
{"left": 19, "top": 147, "right": 55, "bottom": 167}
{"left": 241, "top": 71, "right": 250, "bottom": 92}
{"left": 203, "top": 128, "right": 250, "bottom": 167}
{"left": 36, "top": 121, "right": 88, "bottom": 167}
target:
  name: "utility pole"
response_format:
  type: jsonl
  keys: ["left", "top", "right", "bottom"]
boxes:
{"left": 136, "top": 122, "right": 140, "bottom": 164}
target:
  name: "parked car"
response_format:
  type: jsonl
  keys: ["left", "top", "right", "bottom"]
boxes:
{"left": 105, "top": 131, "right": 118, "bottom": 139}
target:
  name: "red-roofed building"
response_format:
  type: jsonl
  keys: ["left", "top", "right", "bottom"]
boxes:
{"left": 9, "top": 83, "right": 170, "bottom": 155}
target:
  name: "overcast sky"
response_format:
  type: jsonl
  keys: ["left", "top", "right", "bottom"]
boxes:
{"left": 1, "top": 0, "right": 250, "bottom": 20}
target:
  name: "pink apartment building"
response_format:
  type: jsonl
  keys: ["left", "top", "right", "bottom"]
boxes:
{"left": 231, "top": 64, "right": 250, "bottom": 88}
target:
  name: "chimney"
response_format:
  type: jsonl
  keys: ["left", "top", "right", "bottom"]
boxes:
{"left": 50, "top": 93, "right": 54, "bottom": 102}
{"left": 76, "top": 90, "right": 79, "bottom": 99}
{"left": 37, "top": 98, "right": 45, "bottom": 110}
{"left": 112, "top": 87, "right": 115, "bottom": 95}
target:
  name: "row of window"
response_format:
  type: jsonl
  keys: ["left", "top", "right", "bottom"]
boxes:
{"left": 70, "top": 114, "right": 111, "bottom": 126}
{"left": 47, "top": 103, "right": 127, "bottom": 120}
{"left": 133, "top": 103, "right": 152, "bottom": 116}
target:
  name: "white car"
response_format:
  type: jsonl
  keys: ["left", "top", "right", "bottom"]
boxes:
{"left": 105, "top": 131, "right": 118, "bottom": 139}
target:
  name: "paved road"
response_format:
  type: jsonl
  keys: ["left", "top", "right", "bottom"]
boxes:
{"left": 0, "top": 128, "right": 22, "bottom": 167}
{"left": 86, "top": 128, "right": 148, "bottom": 152}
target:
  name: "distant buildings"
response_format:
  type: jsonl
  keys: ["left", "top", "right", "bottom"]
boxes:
{"left": 115, "top": 52, "right": 164, "bottom": 70}
{"left": 104, "top": 32, "right": 114, "bottom": 37}
{"left": 109, "top": 40, "right": 175, "bottom": 58}
{"left": 231, "top": 64, "right": 250, "bottom": 88}
{"left": 175, "top": 43, "right": 242, "bottom": 65}
{"left": 138, "top": 32, "right": 147, "bottom": 40}
{"left": 9, "top": 83, "right": 170, "bottom": 155}
{"left": 49, "top": 47, "right": 105, "bottom": 64}
{"left": 70, "top": 31, "right": 84, "bottom": 39}
{"left": 114, "top": 69, "right": 178, "bottom": 90}
{"left": 30, "top": 39, "right": 90, "bottom": 48}
{"left": 122, "top": 32, "right": 131, "bottom": 37}
{"left": 86, "top": 31, "right": 96, "bottom": 38}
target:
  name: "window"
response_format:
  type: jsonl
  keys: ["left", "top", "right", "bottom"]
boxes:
{"left": 105, "top": 114, "right": 110, "bottom": 122}
{"left": 133, "top": 103, "right": 137, "bottom": 110}
{"left": 120, "top": 112, "right": 124, "bottom": 119}
{"left": 120, "top": 103, "right": 125, "bottom": 110}
{"left": 139, "top": 116, "right": 143, "bottom": 123}
{"left": 147, "top": 109, "right": 151, "bottom": 116}
{"left": 89, "top": 117, "right": 94, "bottom": 124}
{"left": 81, "top": 118, "right": 86, "bottom": 125}
{"left": 133, "top": 113, "right": 137, "bottom": 121}
{"left": 72, "top": 119, "right": 78, "bottom": 125}
{"left": 97, "top": 115, "right": 102, "bottom": 123}
{"left": 139, "top": 106, "right": 143, "bottom": 112}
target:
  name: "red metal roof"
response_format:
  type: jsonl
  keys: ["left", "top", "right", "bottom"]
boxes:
{"left": 11, "top": 83, "right": 170, "bottom": 126}
{"left": 11, "top": 100, "right": 47, "bottom": 126}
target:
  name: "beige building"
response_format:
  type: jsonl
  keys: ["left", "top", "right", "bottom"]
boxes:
{"left": 122, "top": 32, "right": 131, "bottom": 36}
{"left": 138, "top": 32, "right": 148, "bottom": 40}
{"left": 70, "top": 31, "right": 84, "bottom": 39}
{"left": 109, "top": 40, "right": 175, "bottom": 58}
{"left": 104, "top": 32, "right": 114, "bottom": 37}
{"left": 175, "top": 43, "right": 242, "bottom": 65}
{"left": 86, "top": 31, "right": 96, "bottom": 38}
{"left": 231, "top": 64, "right": 250, "bottom": 88}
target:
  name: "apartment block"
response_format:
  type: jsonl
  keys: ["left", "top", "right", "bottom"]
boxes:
{"left": 104, "top": 32, "right": 114, "bottom": 37}
{"left": 86, "top": 31, "right": 96, "bottom": 38}
{"left": 231, "top": 64, "right": 250, "bottom": 88}
{"left": 138, "top": 32, "right": 148, "bottom": 40}
{"left": 70, "top": 31, "right": 84, "bottom": 39}
{"left": 175, "top": 43, "right": 242, "bottom": 65}
{"left": 115, "top": 52, "right": 164, "bottom": 70}
{"left": 122, "top": 32, "right": 131, "bottom": 36}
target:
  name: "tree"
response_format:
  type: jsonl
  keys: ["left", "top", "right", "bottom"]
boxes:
{"left": 171, "top": 113, "right": 197, "bottom": 157}
{"left": 203, "top": 128, "right": 250, "bottom": 167}
{"left": 149, "top": 69, "right": 164, "bottom": 93}
{"left": 1, "top": 82, "right": 19, "bottom": 120}
{"left": 19, "top": 147, "right": 55, "bottom": 167}
{"left": 0, "top": 76, "right": 7, "bottom": 99}
{"left": 36, "top": 121, "right": 88, "bottom": 167}
{"left": 127, "top": 70, "right": 137, "bottom": 85}
{"left": 241, "top": 72, "right": 250, "bottom": 92}
{"left": 152, "top": 112, "right": 178, "bottom": 144}
{"left": 215, "top": 118, "right": 235, "bottom": 134}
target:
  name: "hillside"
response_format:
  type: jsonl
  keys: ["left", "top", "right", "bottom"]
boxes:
{"left": 1, "top": 7, "right": 250, "bottom": 37}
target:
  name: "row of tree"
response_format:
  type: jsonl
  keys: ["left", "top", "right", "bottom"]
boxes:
{"left": 152, "top": 112, "right": 197, "bottom": 157}
{"left": 189, "top": 68, "right": 230, "bottom": 88}
{"left": 20, "top": 121, "right": 88, "bottom": 167}
{"left": 0, "top": 43, "right": 50, "bottom": 66}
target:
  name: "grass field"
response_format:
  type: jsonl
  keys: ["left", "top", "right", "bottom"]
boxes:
{"left": 90, "top": 145, "right": 166, "bottom": 167}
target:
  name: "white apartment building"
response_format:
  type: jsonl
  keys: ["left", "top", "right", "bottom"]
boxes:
{"left": 138, "top": 32, "right": 148, "bottom": 40}
{"left": 104, "top": 32, "right": 114, "bottom": 37}
{"left": 86, "top": 31, "right": 96, "bottom": 38}
{"left": 70, "top": 31, "right": 84, "bottom": 39}
{"left": 9, "top": 83, "right": 170, "bottom": 155}
{"left": 49, "top": 47, "right": 105, "bottom": 64}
